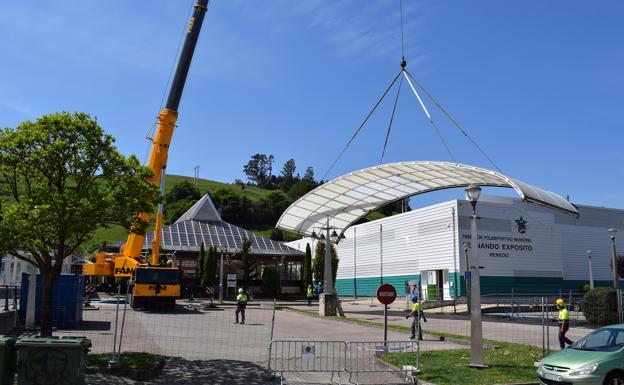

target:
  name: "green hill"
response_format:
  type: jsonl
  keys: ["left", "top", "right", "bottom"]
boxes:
{"left": 92, "top": 174, "right": 278, "bottom": 243}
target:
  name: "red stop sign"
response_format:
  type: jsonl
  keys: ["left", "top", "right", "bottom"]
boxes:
{"left": 376, "top": 284, "right": 397, "bottom": 305}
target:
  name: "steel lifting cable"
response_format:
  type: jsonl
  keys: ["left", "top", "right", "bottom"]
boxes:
{"left": 402, "top": 70, "right": 456, "bottom": 163}
{"left": 404, "top": 69, "right": 503, "bottom": 173}
{"left": 322, "top": 71, "right": 403, "bottom": 180}
{"left": 380, "top": 76, "right": 403, "bottom": 164}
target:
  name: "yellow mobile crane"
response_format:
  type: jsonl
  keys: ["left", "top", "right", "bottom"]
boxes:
{"left": 84, "top": 0, "right": 209, "bottom": 309}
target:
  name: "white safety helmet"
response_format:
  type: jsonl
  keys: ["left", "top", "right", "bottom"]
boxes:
{"left": 238, "top": 288, "right": 244, "bottom": 293}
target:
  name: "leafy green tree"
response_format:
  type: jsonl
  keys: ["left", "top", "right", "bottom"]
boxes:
{"left": 198, "top": 243, "right": 206, "bottom": 287}
{"left": 0, "top": 112, "right": 158, "bottom": 336}
{"left": 239, "top": 238, "right": 257, "bottom": 290}
{"left": 312, "top": 240, "right": 339, "bottom": 285}
{"left": 259, "top": 191, "right": 292, "bottom": 225}
{"left": 210, "top": 188, "right": 252, "bottom": 225}
{"left": 206, "top": 246, "right": 218, "bottom": 287}
{"left": 279, "top": 159, "right": 297, "bottom": 191}
{"left": 303, "top": 166, "right": 315, "bottom": 182}
{"left": 288, "top": 180, "right": 317, "bottom": 201}
{"left": 261, "top": 265, "right": 281, "bottom": 298}
{"left": 165, "top": 181, "right": 200, "bottom": 204}
{"left": 243, "top": 153, "right": 274, "bottom": 187}
{"left": 303, "top": 243, "right": 312, "bottom": 289}
{"left": 270, "top": 228, "right": 284, "bottom": 241}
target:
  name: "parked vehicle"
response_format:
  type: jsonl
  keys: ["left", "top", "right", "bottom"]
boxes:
{"left": 536, "top": 324, "right": 624, "bottom": 385}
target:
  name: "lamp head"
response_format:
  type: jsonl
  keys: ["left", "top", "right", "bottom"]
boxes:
{"left": 330, "top": 229, "right": 338, "bottom": 240}
{"left": 465, "top": 184, "right": 482, "bottom": 203}
{"left": 319, "top": 233, "right": 326, "bottom": 241}
{"left": 608, "top": 228, "right": 617, "bottom": 240}
{"left": 310, "top": 230, "right": 318, "bottom": 240}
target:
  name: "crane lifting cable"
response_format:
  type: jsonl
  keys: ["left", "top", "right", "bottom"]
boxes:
{"left": 321, "top": 0, "right": 501, "bottom": 179}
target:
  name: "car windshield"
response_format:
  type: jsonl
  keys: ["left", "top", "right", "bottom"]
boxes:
{"left": 570, "top": 327, "right": 624, "bottom": 352}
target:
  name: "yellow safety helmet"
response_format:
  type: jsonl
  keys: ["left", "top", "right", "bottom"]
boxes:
{"left": 555, "top": 298, "right": 565, "bottom": 307}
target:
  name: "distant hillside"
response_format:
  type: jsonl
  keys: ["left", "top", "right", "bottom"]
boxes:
{"left": 92, "top": 174, "right": 278, "bottom": 243}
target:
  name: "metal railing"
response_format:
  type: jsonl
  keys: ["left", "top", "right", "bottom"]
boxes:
{"left": 268, "top": 340, "right": 420, "bottom": 385}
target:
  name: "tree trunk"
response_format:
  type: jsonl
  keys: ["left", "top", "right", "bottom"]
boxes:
{"left": 39, "top": 268, "right": 55, "bottom": 337}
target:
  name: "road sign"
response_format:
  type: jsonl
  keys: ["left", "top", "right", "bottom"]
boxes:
{"left": 464, "top": 271, "right": 472, "bottom": 280}
{"left": 376, "top": 284, "right": 397, "bottom": 305}
{"left": 227, "top": 274, "right": 237, "bottom": 288}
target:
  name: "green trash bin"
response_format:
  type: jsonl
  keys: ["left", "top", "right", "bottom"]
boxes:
{"left": 0, "top": 336, "right": 16, "bottom": 385}
{"left": 16, "top": 336, "right": 91, "bottom": 385}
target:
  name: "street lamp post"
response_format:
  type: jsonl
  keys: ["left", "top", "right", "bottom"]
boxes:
{"left": 586, "top": 250, "right": 594, "bottom": 290}
{"left": 311, "top": 217, "right": 344, "bottom": 316}
{"left": 608, "top": 229, "right": 621, "bottom": 322}
{"left": 465, "top": 184, "right": 486, "bottom": 368}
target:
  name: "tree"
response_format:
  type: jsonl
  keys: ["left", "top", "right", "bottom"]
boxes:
{"left": 198, "top": 243, "right": 206, "bottom": 287}
{"left": 0, "top": 112, "right": 158, "bottom": 336}
{"left": 312, "top": 240, "right": 339, "bottom": 285}
{"left": 259, "top": 191, "right": 292, "bottom": 225}
{"left": 206, "top": 246, "right": 218, "bottom": 287}
{"left": 281, "top": 159, "right": 296, "bottom": 179}
{"left": 270, "top": 228, "right": 284, "bottom": 241}
{"left": 303, "top": 166, "right": 315, "bottom": 182}
{"left": 261, "top": 265, "right": 281, "bottom": 298}
{"left": 303, "top": 243, "right": 313, "bottom": 289}
{"left": 164, "top": 181, "right": 200, "bottom": 224}
{"left": 239, "top": 238, "right": 257, "bottom": 290}
{"left": 288, "top": 179, "right": 317, "bottom": 201}
{"left": 243, "top": 153, "right": 275, "bottom": 187}
{"left": 279, "top": 159, "right": 297, "bottom": 191}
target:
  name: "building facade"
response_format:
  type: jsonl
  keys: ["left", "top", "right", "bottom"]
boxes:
{"left": 287, "top": 195, "right": 624, "bottom": 299}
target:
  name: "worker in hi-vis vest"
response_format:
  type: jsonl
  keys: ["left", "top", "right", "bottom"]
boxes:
{"left": 235, "top": 288, "right": 248, "bottom": 324}
{"left": 406, "top": 294, "right": 427, "bottom": 340}
{"left": 555, "top": 298, "right": 573, "bottom": 349}
{"left": 306, "top": 285, "right": 313, "bottom": 306}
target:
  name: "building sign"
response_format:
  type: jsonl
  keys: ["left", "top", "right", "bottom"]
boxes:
{"left": 462, "top": 233, "right": 534, "bottom": 258}
{"left": 227, "top": 274, "right": 237, "bottom": 288}
{"left": 515, "top": 216, "right": 528, "bottom": 234}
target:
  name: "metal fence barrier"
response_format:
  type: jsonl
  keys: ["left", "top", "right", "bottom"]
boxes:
{"left": 268, "top": 340, "right": 347, "bottom": 384}
{"left": 268, "top": 340, "right": 419, "bottom": 385}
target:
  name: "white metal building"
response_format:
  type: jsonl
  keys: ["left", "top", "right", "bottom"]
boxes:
{"left": 287, "top": 195, "right": 624, "bottom": 299}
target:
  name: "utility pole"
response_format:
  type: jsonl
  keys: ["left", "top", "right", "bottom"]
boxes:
{"left": 193, "top": 165, "right": 200, "bottom": 188}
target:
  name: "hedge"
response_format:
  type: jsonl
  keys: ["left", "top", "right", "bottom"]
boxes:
{"left": 581, "top": 287, "right": 619, "bottom": 326}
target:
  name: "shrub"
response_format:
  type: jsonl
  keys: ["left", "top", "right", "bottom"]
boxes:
{"left": 261, "top": 265, "right": 281, "bottom": 298}
{"left": 581, "top": 287, "right": 619, "bottom": 325}
{"left": 579, "top": 283, "right": 591, "bottom": 294}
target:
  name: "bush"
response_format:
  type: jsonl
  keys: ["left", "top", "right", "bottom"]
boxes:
{"left": 581, "top": 287, "right": 619, "bottom": 325}
{"left": 261, "top": 265, "right": 281, "bottom": 298}
{"left": 579, "top": 283, "right": 591, "bottom": 294}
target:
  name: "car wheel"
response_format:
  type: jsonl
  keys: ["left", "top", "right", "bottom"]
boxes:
{"left": 604, "top": 372, "right": 624, "bottom": 385}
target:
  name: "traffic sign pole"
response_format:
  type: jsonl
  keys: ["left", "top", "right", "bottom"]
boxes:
{"left": 384, "top": 303, "right": 388, "bottom": 346}
{"left": 376, "top": 283, "right": 397, "bottom": 348}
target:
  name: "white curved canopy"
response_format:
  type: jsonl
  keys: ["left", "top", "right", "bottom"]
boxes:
{"left": 277, "top": 161, "right": 578, "bottom": 236}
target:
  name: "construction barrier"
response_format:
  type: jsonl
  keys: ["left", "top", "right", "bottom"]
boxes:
{"left": 268, "top": 339, "right": 419, "bottom": 385}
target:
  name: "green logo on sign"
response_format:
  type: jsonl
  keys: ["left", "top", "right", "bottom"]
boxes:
{"left": 515, "top": 216, "right": 527, "bottom": 234}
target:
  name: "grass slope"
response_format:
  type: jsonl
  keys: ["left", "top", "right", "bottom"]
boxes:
{"left": 91, "top": 174, "right": 278, "bottom": 243}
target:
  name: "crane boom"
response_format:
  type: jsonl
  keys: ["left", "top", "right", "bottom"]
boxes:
{"left": 123, "top": 0, "right": 209, "bottom": 265}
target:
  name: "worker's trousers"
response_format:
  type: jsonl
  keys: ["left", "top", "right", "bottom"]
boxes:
{"left": 236, "top": 304, "right": 246, "bottom": 324}
{"left": 558, "top": 323, "right": 572, "bottom": 349}
{"left": 411, "top": 319, "right": 423, "bottom": 340}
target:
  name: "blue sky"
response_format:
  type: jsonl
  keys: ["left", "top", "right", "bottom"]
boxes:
{"left": 1, "top": 1, "right": 623, "bottom": 209}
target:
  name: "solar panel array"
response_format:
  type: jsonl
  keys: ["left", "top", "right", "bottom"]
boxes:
{"left": 144, "top": 220, "right": 302, "bottom": 256}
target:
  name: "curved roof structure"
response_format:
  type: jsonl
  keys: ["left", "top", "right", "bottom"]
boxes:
{"left": 276, "top": 161, "right": 578, "bottom": 236}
